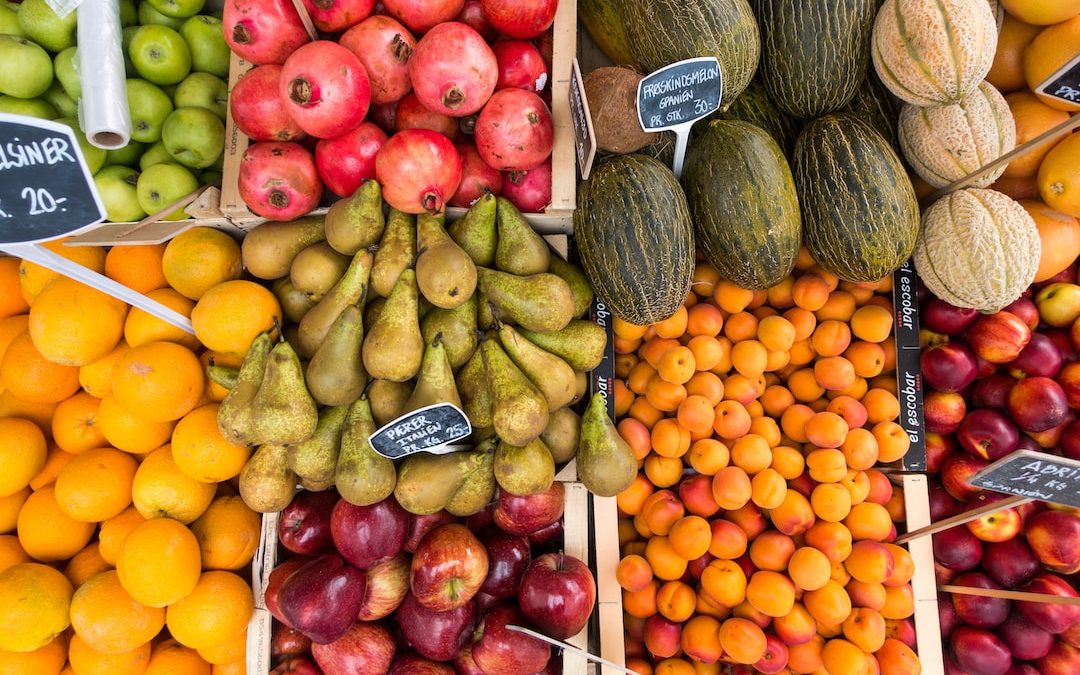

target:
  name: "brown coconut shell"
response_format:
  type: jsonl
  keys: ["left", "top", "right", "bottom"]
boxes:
{"left": 584, "top": 66, "right": 653, "bottom": 154}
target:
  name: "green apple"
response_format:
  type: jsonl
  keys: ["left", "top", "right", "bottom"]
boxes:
{"left": 200, "top": 169, "right": 222, "bottom": 187}
{"left": 119, "top": 0, "right": 137, "bottom": 27}
{"left": 55, "top": 117, "right": 107, "bottom": 174}
{"left": 0, "top": 35, "right": 52, "bottom": 98}
{"left": 162, "top": 106, "right": 223, "bottom": 169}
{"left": 94, "top": 165, "right": 146, "bottom": 222}
{"left": 179, "top": 15, "right": 228, "bottom": 78}
{"left": 129, "top": 25, "right": 191, "bottom": 86}
{"left": 148, "top": 0, "right": 205, "bottom": 19}
{"left": 0, "top": 4, "right": 23, "bottom": 37}
{"left": 139, "top": 141, "right": 172, "bottom": 170}
{"left": 104, "top": 140, "right": 145, "bottom": 167}
{"left": 0, "top": 94, "right": 56, "bottom": 118}
{"left": 126, "top": 78, "right": 174, "bottom": 143}
{"left": 137, "top": 2, "right": 185, "bottom": 29}
{"left": 42, "top": 80, "right": 76, "bottom": 117}
{"left": 53, "top": 46, "right": 80, "bottom": 100}
{"left": 1036, "top": 282, "right": 1080, "bottom": 328}
{"left": 17, "top": 0, "right": 76, "bottom": 52}
{"left": 173, "top": 72, "right": 226, "bottom": 119}
{"left": 137, "top": 162, "right": 198, "bottom": 220}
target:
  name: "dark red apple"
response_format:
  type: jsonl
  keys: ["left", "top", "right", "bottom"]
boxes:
{"left": 279, "top": 553, "right": 368, "bottom": 644}
{"left": 941, "top": 453, "right": 989, "bottom": 501}
{"left": 951, "top": 572, "right": 1011, "bottom": 628}
{"left": 944, "top": 655, "right": 969, "bottom": 675}
{"left": 279, "top": 489, "right": 339, "bottom": 555}
{"left": 479, "top": 530, "right": 531, "bottom": 598}
{"left": 957, "top": 408, "right": 1019, "bottom": 461}
{"left": 358, "top": 553, "right": 410, "bottom": 621}
{"left": 971, "top": 374, "right": 1016, "bottom": 410}
{"left": 929, "top": 481, "right": 963, "bottom": 520}
{"left": 1061, "top": 420, "right": 1080, "bottom": 461}
{"left": 519, "top": 553, "right": 596, "bottom": 640}
{"left": 266, "top": 557, "right": 311, "bottom": 627}
{"left": 982, "top": 537, "right": 1041, "bottom": 588}
{"left": 453, "top": 644, "right": 486, "bottom": 675}
{"left": 950, "top": 626, "right": 1013, "bottom": 675}
{"left": 1008, "top": 333, "right": 1064, "bottom": 378}
{"left": 975, "top": 354, "right": 999, "bottom": 378}
{"left": 494, "top": 482, "right": 565, "bottom": 535}
{"left": 411, "top": 523, "right": 489, "bottom": 611}
{"left": 1026, "top": 510, "right": 1080, "bottom": 575}
{"left": 331, "top": 495, "right": 409, "bottom": 569}
{"left": 922, "top": 342, "right": 979, "bottom": 392}
{"left": 753, "top": 633, "right": 789, "bottom": 674}
{"left": 1004, "top": 297, "right": 1041, "bottom": 330}
{"left": 271, "top": 624, "right": 313, "bottom": 658}
{"left": 924, "top": 390, "right": 967, "bottom": 434}
{"left": 472, "top": 590, "right": 500, "bottom": 611}
{"left": 270, "top": 656, "right": 323, "bottom": 675}
{"left": 465, "top": 503, "right": 495, "bottom": 532}
{"left": 1037, "top": 640, "right": 1080, "bottom": 675}
{"left": 312, "top": 621, "right": 396, "bottom": 675}
{"left": 471, "top": 604, "right": 551, "bottom": 675}
{"left": 405, "top": 511, "right": 457, "bottom": 553}
{"left": 395, "top": 593, "right": 477, "bottom": 661}
{"left": 389, "top": 652, "right": 456, "bottom": 674}
{"left": 1057, "top": 362, "right": 1080, "bottom": 409}
{"left": 1019, "top": 573, "right": 1080, "bottom": 633}
{"left": 963, "top": 492, "right": 1023, "bottom": 543}
{"left": 923, "top": 297, "right": 980, "bottom": 335}
{"left": 1008, "top": 376, "right": 1070, "bottom": 433}
{"left": 1001, "top": 610, "right": 1055, "bottom": 660}
{"left": 968, "top": 311, "right": 1032, "bottom": 364}
{"left": 939, "top": 595, "right": 961, "bottom": 639}
{"left": 933, "top": 526, "right": 983, "bottom": 571}
{"left": 527, "top": 518, "right": 564, "bottom": 552}
{"left": 926, "top": 433, "right": 957, "bottom": 474}
{"left": 1047, "top": 329, "right": 1079, "bottom": 362}
{"left": 1005, "top": 664, "right": 1043, "bottom": 675}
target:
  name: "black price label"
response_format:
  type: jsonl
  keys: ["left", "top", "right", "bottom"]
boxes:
{"left": 368, "top": 403, "right": 472, "bottom": 460}
{"left": 970, "top": 450, "right": 1080, "bottom": 509}
{"left": 569, "top": 58, "right": 597, "bottom": 180}
{"left": 588, "top": 296, "right": 616, "bottom": 420}
{"left": 636, "top": 57, "right": 722, "bottom": 133}
{"left": 1035, "top": 54, "right": 1080, "bottom": 108}
{"left": 891, "top": 260, "right": 925, "bottom": 471}
{"left": 0, "top": 114, "right": 105, "bottom": 244}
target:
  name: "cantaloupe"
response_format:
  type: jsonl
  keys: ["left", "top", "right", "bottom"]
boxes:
{"left": 914, "top": 188, "right": 1041, "bottom": 312}
{"left": 986, "top": 0, "right": 1004, "bottom": 30}
{"left": 898, "top": 81, "right": 1015, "bottom": 189}
{"left": 871, "top": 0, "right": 998, "bottom": 106}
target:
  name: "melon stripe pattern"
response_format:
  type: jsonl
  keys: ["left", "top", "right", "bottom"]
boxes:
{"left": 714, "top": 80, "right": 802, "bottom": 156}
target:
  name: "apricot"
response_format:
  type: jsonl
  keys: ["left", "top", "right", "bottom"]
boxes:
{"left": 713, "top": 400, "right": 752, "bottom": 439}
{"left": 732, "top": 599, "right": 772, "bottom": 629}
{"left": 646, "top": 376, "right": 688, "bottom": 412}
{"left": 628, "top": 397, "right": 664, "bottom": 429}
{"left": 656, "top": 580, "right": 696, "bottom": 622}
{"left": 761, "top": 385, "right": 796, "bottom": 418}
{"left": 828, "top": 395, "right": 869, "bottom": 429}
{"left": 812, "top": 320, "right": 852, "bottom": 357}
{"left": 750, "top": 467, "right": 787, "bottom": 509}
{"left": 845, "top": 541, "right": 895, "bottom": 585}
{"left": 863, "top": 388, "right": 900, "bottom": 424}
{"left": 616, "top": 474, "right": 654, "bottom": 516}
{"left": 678, "top": 473, "right": 720, "bottom": 518}
{"left": 804, "top": 580, "right": 853, "bottom": 626}
{"left": 654, "top": 306, "right": 688, "bottom": 339}
{"left": 841, "top": 471, "right": 873, "bottom": 509}
{"left": 623, "top": 580, "right": 659, "bottom": 618}
{"left": 658, "top": 346, "right": 696, "bottom": 384}
{"left": 687, "top": 302, "right": 724, "bottom": 336}
{"left": 788, "top": 368, "right": 826, "bottom": 403}
{"left": 780, "top": 404, "right": 816, "bottom": 443}
{"left": 876, "top": 637, "right": 920, "bottom": 675}
{"left": 746, "top": 570, "right": 796, "bottom": 618}
{"left": 771, "top": 445, "right": 806, "bottom": 480}
{"left": 724, "top": 503, "right": 767, "bottom": 541}
{"left": 681, "top": 615, "right": 722, "bottom": 665}
{"left": 831, "top": 560, "right": 853, "bottom": 586}
{"left": 804, "top": 412, "right": 849, "bottom": 449}
{"left": 879, "top": 584, "right": 914, "bottom": 620}
{"left": 617, "top": 554, "right": 654, "bottom": 592}
{"left": 748, "top": 530, "right": 795, "bottom": 572}
{"left": 818, "top": 621, "right": 844, "bottom": 639}
{"left": 817, "top": 290, "right": 857, "bottom": 322}
{"left": 846, "top": 579, "right": 888, "bottom": 611}
{"left": 640, "top": 338, "right": 680, "bottom": 369}
{"left": 845, "top": 340, "right": 886, "bottom": 378}
{"left": 626, "top": 658, "right": 654, "bottom": 675}
{"left": 770, "top": 489, "right": 816, "bottom": 536}
{"left": 774, "top": 602, "right": 818, "bottom": 646}
{"left": 788, "top": 546, "right": 832, "bottom": 592}
{"left": 833, "top": 375, "right": 869, "bottom": 401}
{"left": 872, "top": 421, "right": 911, "bottom": 463}
{"left": 722, "top": 373, "right": 761, "bottom": 406}
{"left": 688, "top": 438, "right": 729, "bottom": 476}
{"left": 767, "top": 277, "right": 796, "bottom": 309}
{"left": 821, "top": 638, "right": 871, "bottom": 675}
{"left": 885, "top": 489, "right": 906, "bottom": 522}
{"left": 815, "top": 356, "right": 857, "bottom": 391}
{"left": 708, "top": 519, "right": 748, "bottom": 560}
{"left": 731, "top": 339, "right": 768, "bottom": 377}
{"left": 845, "top": 502, "right": 894, "bottom": 542}
{"left": 700, "top": 559, "right": 747, "bottom": 608}
{"left": 883, "top": 544, "right": 914, "bottom": 587}
{"left": 695, "top": 590, "right": 731, "bottom": 620}
{"left": 792, "top": 274, "right": 830, "bottom": 312}
{"left": 669, "top": 515, "right": 711, "bottom": 561}
{"left": 864, "top": 469, "right": 893, "bottom": 506}
{"left": 711, "top": 466, "right": 752, "bottom": 511}
{"left": 644, "top": 614, "right": 682, "bottom": 658}
{"left": 644, "top": 453, "right": 683, "bottom": 488}
{"left": 851, "top": 304, "right": 893, "bottom": 343}
{"left": 641, "top": 490, "right": 684, "bottom": 536}
{"left": 788, "top": 635, "right": 825, "bottom": 674}
{"left": 724, "top": 311, "right": 759, "bottom": 342}
{"left": 789, "top": 339, "right": 817, "bottom": 366}
{"left": 811, "top": 482, "right": 853, "bottom": 523}
{"left": 731, "top": 434, "right": 772, "bottom": 474}
{"left": 807, "top": 448, "right": 848, "bottom": 482}
{"left": 718, "top": 618, "right": 767, "bottom": 665}
{"left": 841, "top": 428, "right": 880, "bottom": 472}
{"left": 645, "top": 536, "right": 688, "bottom": 581}
{"left": 653, "top": 658, "right": 695, "bottom": 675}
{"left": 686, "top": 371, "right": 724, "bottom": 406}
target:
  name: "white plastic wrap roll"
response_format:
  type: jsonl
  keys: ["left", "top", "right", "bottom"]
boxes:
{"left": 76, "top": 0, "right": 131, "bottom": 149}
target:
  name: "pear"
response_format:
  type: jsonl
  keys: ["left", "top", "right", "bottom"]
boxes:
{"left": 415, "top": 213, "right": 477, "bottom": 309}
{"left": 290, "top": 241, "right": 350, "bottom": 301}
{"left": 241, "top": 216, "right": 325, "bottom": 279}
{"left": 481, "top": 339, "right": 548, "bottom": 447}
{"left": 457, "top": 349, "right": 492, "bottom": 429}
{"left": 445, "top": 443, "right": 496, "bottom": 516}
{"left": 477, "top": 292, "right": 495, "bottom": 330}
{"left": 370, "top": 209, "right": 416, "bottom": 298}
{"left": 477, "top": 268, "right": 575, "bottom": 333}
{"left": 498, "top": 324, "right": 576, "bottom": 410}
{"left": 207, "top": 364, "right": 238, "bottom": 391}
{"left": 301, "top": 476, "right": 335, "bottom": 492}
{"left": 239, "top": 444, "right": 297, "bottom": 513}
{"left": 363, "top": 268, "right": 424, "bottom": 382}
{"left": 368, "top": 379, "right": 413, "bottom": 426}
{"left": 288, "top": 405, "right": 348, "bottom": 483}
{"left": 394, "top": 451, "right": 483, "bottom": 515}
{"left": 495, "top": 197, "right": 550, "bottom": 275}
{"left": 324, "top": 180, "right": 385, "bottom": 255}
{"left": 297, "top": 249, "right": 374, "bottom": 358}
{"left": 251, "top": 339, "right": 319, "bottom": 446}
{"left": 306, "top": 303, "right": 367, "bottom": 406}
{"left": 402, "top": 336, "right": 462, "bottom": 414}
{"left": 335, "top": 397, "right": 397, "bottom": 506}
{"left": 547, "top": 256, "right": 595, "bottom": 318}
{"left": 577, "top": 392, "right": 636, "bottom": 497}
{"left": 541, "top": 407, "right": 581, "bottom": 464}
{"left": 572, "top": 370, "right": 588, "bottom": 405}
{"left": 217, "top": 331, "right": 272, "bottom": 446}
{"left": 364, "top": 296, "right": 386, "bottom": 328}
{"left": 272, "top": 277, "right": 317, "bottom": 323}
{"left": 420, "top": 294, "right": 478, "bottom": 370}
{"left": 494, "top": 437, "right": 555, "bottom": 496}
{"left": 447, "top": 192, "right": 497, "bottom": 266}
{"left": 519, "top": 320, "right": 608, "bottom": 371}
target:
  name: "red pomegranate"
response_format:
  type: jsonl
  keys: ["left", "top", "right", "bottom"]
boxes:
{"left": 300, "top": 0, "right": 375, "bottom": 32}
{"left": 456, "top": 0, "right": 498, "bottom": 41}
{"left": 492, "top": 40, "right": 549, "bottom": 92}
{"left": 316, "top": 122, "right": 388, "bottom": 198}
{"left": 375, "top": 129, "right": 462, "bottom": 214}
{"left": 409, "top": 22, "right": 497, "bottom": 118}
{"left": 502, "top": 158, "right": 550, "bottom": 212}
{"left": 223, "top": 0, "right": 311, "bottom": 65}
{"left": 340, "top": 15, "right": 416, "bottom": 105}
{"left": 231, "top": 65, "right": 307, "bottom": 142}
{"left": 238, "top": 142, "right": 323, "bottom": 221}
{"left": 481, "top": 0, "right": 557, "bottom": 39}
{"left": 449, "top": 144, "right": 502, "bottom": 207}
{"left": 280, "top": 41, "right": 371, "bottom": 139}
{"left": 475, "top": 88, "right": 554, "bottom": 171}
{"left": 382, "top": 0, "right": 464, "bottom": 33}
{"left": 396, "top": 92, "right": 459, "bottom": 141}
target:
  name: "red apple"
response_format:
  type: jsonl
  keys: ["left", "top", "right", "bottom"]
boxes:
{"left": 519, "top": 553, "right": 596, "bottom": 640}
{"left": 1004, "top": 297, "right": 1041, "bottom": 330}
{"left": 279, "top": 553, "right": 368, "bottom": 644}
{"left": 405, "top": 510, "right": 457, "bottom": 553}
{"left": 923, "top": 297, "right": 980, "bottom": 335}
{"left": 929, "top": 481, "right": 963, "bottom": 520}
{"left": 494, "top": 483, "right": 565, "bottom": 535}
{"left": 1008, "top": 376, "right": 1070, "bottom": 433}
{"left": 971, "top": 374, "right": 1016, "bottom": 410}
{"left": 1061, "top": 420, "right": 1080, "bottom": 461}
{"left": 279, "top": 489, "right": 339, "bottom": 555}
{"left": 1037, "top": 640, "right": 1080, "bottom": 675}
{"left": 270, "top": 656, "right": 323, "bottom": 675}
{"left": 982, "top": 537, "right": 1041, "bottom": 588}
{"left": 1057, "top": 362, "right": 1080, "bottom": 409}
{"left": 453, "top": 644, "right": 486, "bottom": 675}
{"left": 968, "top": 311, "right": 1032, "bottom": 363}
{"left": 411, "top": 523, "right": 489, "bottom": 611}
{"left": 465, "top": 503, "right": 495, "bottom": 533}
{"left": 922, "top": 342, "right": 979, "bottom": 392}
{"left": 1001, "top": 610, "right": 1055, "bottom": 660}
{"left": 1025, "top": 510, "right": 1080, "bottom": 575}
{"left": 471, "top": 604, "right": 551, "bottom": 675}
{"left": 395, "top": 593, "right": 477, "bottom": 661}
{"left": 479, "top": 530, "right": 531, "bottom": 599}
{"left": 951, "top": 572, "right": 1011, "bottom": 628}
{"left": 389, "top": 652, "right": 456, "bottom": 675}
{"left": 1005, "top": 664, "right": 1043, "bottom": 675}
{"left": 1019, "top": 573, "right": 1080, "bottom": 633}
{"left": 933, "top": 526, "right": 983, "bottom": 572}
{"left": 926, "top": 432, "right": 957, "bottom": 474}
{"left": 331, "top": 495, "right": 409, "bottom": 569}
{"left": 527, "top": 518, "right": 564, "bottom": 552}
{"left": 753, "top": 633, "right": 789, "bottom": 673}
{"left": 1009, "top": 333, "right": 1064, "bottom": 378}
{"left": 266, "top": 557, "right": 310, "bottom": 628}
{"left": 957, "top": 408, "right": 1019, "bottom": 461}
{"left": 1048, "top": 329, "right": 1079, "bottom": 362}
{"left": 312, "top": 621, "right": 396, "bottom": 675}
{"left": 358, "top": 553, "right": 410, "bottom": 621}
{"left": 924, "top": 390, "right": 968, "bottom": 434}
{"left": 975, "top": 354, "right": 1000, "bottom": 378}
{"left": 271, "top": 624, "right": 312, "bottom": 658}
{"left": 963, "top": 492, "right": 1023, "bottom": 542}
{"left": 939, "top": 593, "right": 962, "bottom": 639}
{"left": 950, "top": 626, "right": 1013, "bottom": 675}
{"left": 1036, "top": 282, "right": 1080, "bottom": 328}
{"left": 941, "top": 453, "right": 989, "bottom": 501}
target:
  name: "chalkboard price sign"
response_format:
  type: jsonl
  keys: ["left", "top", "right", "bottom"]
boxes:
{"left": 0, "top": 114, "right": 106, "bottom": 245}
{"left": 970, "top": 450, "right": 1080, "bottom": 509}
{"left": 636, "top": 57, "right": 722, "bottom": 177}
{"left": 891, "top": 260, "right": 926, "bottom": 470}
{"left": 369, "top": 403, "right": 473, "bottom": 460}
{"left": 1036, "top": 54, "right": 1080, "bottom": 108}
{"left": 569, "top": 58, "right": 597, "bottom": 179}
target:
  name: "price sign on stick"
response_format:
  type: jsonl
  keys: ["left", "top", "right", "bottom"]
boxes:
{"left": 0, "top": 113, "right": 194, "bottom": 334}
{"left": 369, "top": 403, "right": 473, "bottom": 460}
{"left": 969, "top": 449, "right": 1080, "bottom": 509}
{"left": 1036, "top": 54, "right": 1080, "bottom": 108}
{"left": 569, "top": 58, "right": 597, "bottom": 179}
{"left": 637, "top": 57, "right": 722, "bottom": 178}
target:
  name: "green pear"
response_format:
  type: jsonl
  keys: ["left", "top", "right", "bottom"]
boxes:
{"left": 541, "top": 407, "right": 581, "bottom": 464}
{"left": 217, "top": 330, "right": 272, "bottom": 446}
{"left": 494, "top": 437, "right": 555, "bottom": 496}
{"left": 415, "top": 213, "right": 477, "bottom": 310}
{"left": 288, "top": 405, "right": 348, "bottom": 484}
{"left": 457, "top": 348, "right": 492, "bottom": 429}
{"left": 335, "top": 397, "right": 397, "bottom": 506}
{"left": 271, "top": 277, "right": 317, "bottom": 324}
{"left": 240, "top": 216, "right": 326, "bottom": 280}
{"left": 519, "top": 319, "right": 609, "bottom": 371}
{"left": 547, "top": 256, "right": 595, "bottom": 318}
{"left": 420, "top": 294, "right": 478, "bottom": 370}
{"left": 363, "top": 269, "right": 424, "bottom": 382}
{"left": 498, "top": 324, "right": 576, "bottom": 411}
{"left": 477, "top": 268, "right": 575, "bottom": 333}
{"left": 368, "top": 379, "right": 413, "bottom": 427}
{"left": 324, "top": 180, "right": 385, "bottom": 255}
{"left": 394, "top": 451, "right": 483, "bottom": 515}
{"left": 401, "top": 336, "right": 461, "bottom": 414}
{"left": 448, "top": 192, "right": 497, "bottom": 266}
{"left": 296, "top": 249, "right": 373, "bottom": 358}
{"left": 445, "top": 444, "right": 496, "bottom": 517}
{"left": 306, "top": 303, "right": 367, "bottom": 407}
{"left": 370, "top": 209, "right": 415, "bottom": 299}
{"left": 495, "top": 197, "right": 550, "bottom": 275}
{"left": 250, "top": 339, "right": 318, "bottom": 445}
{"left": 576, "top": 392, "right": 637, "bottom": 497}
{"left": 239, "top": 444, "right": 296, "bottom": 513}
{"left": 481, "top": 339, "right": 548, "bottom": 447}
{"left": 290, "top": 241, "right": 350, "bottom": 301}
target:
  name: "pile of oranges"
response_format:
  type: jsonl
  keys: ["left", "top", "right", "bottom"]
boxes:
{"left": 0, "top": 228, "right": 280, "bottom": 675}
{"left": 611, "top": 250, "right": 921, "bottom": 675}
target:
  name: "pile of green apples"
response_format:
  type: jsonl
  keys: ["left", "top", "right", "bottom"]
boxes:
{"left": 0, "top": 0, "right": 229, "bottom": 223}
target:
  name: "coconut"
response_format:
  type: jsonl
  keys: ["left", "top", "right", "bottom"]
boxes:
{"left": 584, "top": 66, "right": 653, "bottom": 154}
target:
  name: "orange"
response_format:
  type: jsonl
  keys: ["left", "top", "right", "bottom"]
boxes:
{"left": 1021, "top": 200, "right": 1080, "bottom": 282}
{"left": 117, "top": 517, "right": 201, "bottom": 608}
{"left": 104, "top": 244, "right": 168, "bottom": 295}
{"left": 16, "top": 486, "right": 95, "bottom": 562}
{"left": 111, "top": 342, "right": 204, "bottom": 423}
{"left": 28, "top": 276, "right": 127, "bottom": 367}
{"left": 64, "top": 543, "right": 112, "bottom": 587}
{"left": 146, "top": 638, "right": 212, "bottom": 674}
{"left": 97, "top": 393, "right": 175, "bottom": 455}
{"left": 988, "top": 14, "right": 1042, "bottom": 93}
{"left": 98, "top": 507, "right": 147, "bottom": 566}
{"left": 1004, "top": 0, "right": 1080, "bottom": 25}
{"left": 0, "top": 488, "right": 29, "bottom": 534}
{"left": 0, "top": 258, "right": 28, "bottom": 320}
{"left": 189, "top": 495, "right": 260, "bottom": 571}
{"left": 124, "top": 288, "right": 201, "bottom": 350}
{"left": 166, "top": 571, "right": 254, "bottom": 651}
{"left": 18, "top": 238, "right": 106, "bottom": 304}
{"left": 0, "top": 418, "right": 47, "bottom": 497}
{"left": 162, "top": 228, "right": 242, "bottom": 301}
{"left": 54, "top": 448, "right": 138, "bottom": 523}
{"left": 78, "top": 343, "right": 129, "bottom": 399}
{"left": 0, "top": 632, "right": 66, "bottom": 675}
{"left": 191, "top": 280, "right": 282, "bottom": 357}
{"left": 131, "top": 446, "right": 216, "bottom": 524}
{"left": 0, "top": 535, "right": 29, "bottom": 573}
{"left": 51, "top": 392, "right": 106, "bottom": 454}
{"left": 67, "top": 633, "right": 152, "bottom": 675}
{"left": 70, "top": 570, "right": 164, "bottom": 655}
{"left": 718, "top": 618, "right": 766, "bottom": 665}
{"left": 28, "top": 445, "right": 75, "bottom": 491}
{"left": 0, "top": 562, "right": 73, "bottom": 652}
{"left": 1004, "top": 92, "right": 1072, "bottom": 179}
{"left": 0, "top": 314, "right": 30, "bottom": 377}
{"left": 171, "top": 404, "right": 251, "bottom": 484}
{"left": 1040, "top": 129, "right": 1080, "bottom": 216}
{"left": 1025, "top": 15, "right": 1080, "bottom": 111}
{"left": 0, "top": 333, "right": 80, "bottom": 404}
{"left": 0, "top": 392, "right": 56, "bottom": 436}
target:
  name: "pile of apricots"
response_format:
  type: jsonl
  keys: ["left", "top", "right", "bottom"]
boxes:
{"left": 612, "top": 250, "right": 922, "bottom": 675}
